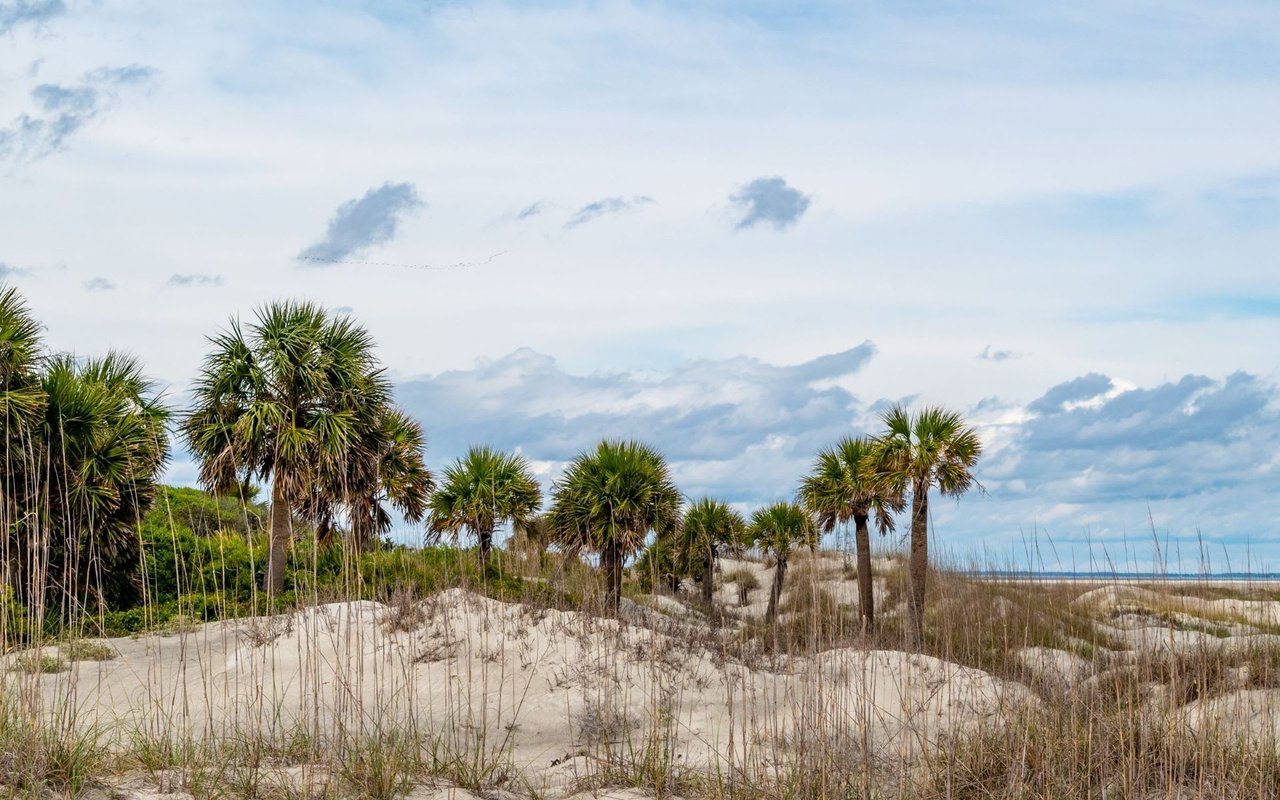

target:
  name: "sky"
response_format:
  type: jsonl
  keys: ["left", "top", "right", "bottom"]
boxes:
{"left": 2, "top": 0, "right": 1279, "bottom": 571}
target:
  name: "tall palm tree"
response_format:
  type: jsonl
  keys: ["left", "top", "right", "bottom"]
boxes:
{"left": 38, "top": 353, "right": 170, "bottom": 609}
{"left": 548, "top": 440, "right": 680, "bottom": 615}
{"left": 183, "top": 301, "right": 397, "bottom": 594}
{"left": 681, "top": 498, "right": 747, "bottom": 607}
{"left": 864, "top": 405, "right": 983, "bottom": 649}
{"left": 749, "top": 501, "right": 818, "bottom": 623}
{"left": 427, "top": 446, "right": 541, "bottom": 570}
{"left": 799, "top": 437, "right": 900, "bottom": 633}
{"left": 2, "top": 288, "right": 169, "bottom": 611}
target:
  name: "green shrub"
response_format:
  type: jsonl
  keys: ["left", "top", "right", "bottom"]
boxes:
{"left": 10, "top": 653, "right": 67, "bottom": 674}
{"left": 60, "top": 640, "right": 115, "bottom": 661}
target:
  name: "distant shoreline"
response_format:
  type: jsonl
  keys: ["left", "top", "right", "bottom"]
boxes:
{"left": 969, "top": 571, "right": 1280, "bottom": 583}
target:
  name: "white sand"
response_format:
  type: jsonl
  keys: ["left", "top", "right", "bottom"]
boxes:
{"left": 12, "top": 571, "right": 1280, "bottom": 797}
{"left": 9, "top": 588, "right": 1033, "bottom": 798}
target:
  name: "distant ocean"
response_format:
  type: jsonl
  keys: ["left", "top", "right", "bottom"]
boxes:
{"left": 970, "top": 571, "right": 1280, "bottom": 582}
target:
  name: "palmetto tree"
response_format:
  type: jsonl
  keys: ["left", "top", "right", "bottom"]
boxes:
{"left": 681, "top": 498, "right": 747, "bottom": 607}
{"left": 633, "top": 532, "right": 686, "bottom": 594}
{"left": 2, "top": 287, "right": 169, "bottom": 611}
{"left": 0, "top": 286, "right": 45, "bottom": 431}
{"left": 749, "top": 501, "right": 818, "bottom": 623}
{"left": 305, "top": 405, "right": 434, "bottom": 550}
{"left": 865, "top": 405, "right": 983, "bottom": 649}
{"left": 548, "top": 440, "right": 680, "bottom": 615}
{"left": 427, "top": 446, "right": 541, "bottom": 570}
{"left": 183, "top": 301, "right": 405, "bottom": 594}
{"left": 38, "top": 353, "right": 170, "bottom": 608}
{"left": 799, "top": 437, "right": 900, "bottom": 633}
{"left": 1, "top": 287, "right": 45, "bottom": 545}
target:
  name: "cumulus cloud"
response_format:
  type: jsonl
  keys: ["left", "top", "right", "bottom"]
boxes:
{"left": 1027, "top": 373, "right": 1113, "bottom": 414}
{"left": 397, "top": 341, "right": 877, "bottom": 502}
{"left": 730, "top": 176, "right": 811, "bottom": 230}
{"left": 973, "top": 370, "right": 1280, "bottom": 567}
{"left": 165, "top": 273, "right": 223, "bottom": 287}
{"left": 83, "top": 277, "right": 115, "bottom": 291}
{"left": 1025, "top": 372, "right": 1269, "bottom": 454}
{"left": 564, "top": 195, "right": 653, "bottom": 230}
{"left": 0, "top": 0, "right": 65, "bottom": 35}
{"left": 0, "top": 63, "right": 157, "bottom": 166}
{"left": 297, "top": 182, "right": 424, "bottom": 263}
{"left": 0, "top": 262, "right": 31, "bottom": 279}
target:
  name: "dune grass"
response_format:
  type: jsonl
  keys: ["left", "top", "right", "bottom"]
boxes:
{"left": 3, "top": 487, "right": 1280, "bottom": 799}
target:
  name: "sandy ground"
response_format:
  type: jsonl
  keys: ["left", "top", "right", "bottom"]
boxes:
{"left": 12, "top": 565, "right": 1280, "bottom": 798}
{"left": 7, "top": 586, "right": 1032, "bottom": 798}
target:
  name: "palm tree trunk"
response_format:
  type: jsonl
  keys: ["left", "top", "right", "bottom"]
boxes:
{"left": 603, "top": 540, "right": 623, "bottom": 615}
{"left": 766, "top": 557, "right": 787, "bottom": 623}
{"left": 906, "top": 482, "right": 929, "bottom": 650}
{"left": 854, "top": 512, "right": 875, "bottom": 634}
{"left": 264, "top": 473, "right": 291, "bottom": 595}
{"left": 738, "top": 581, "right": 749, "bottom": 607}
{"left": 701, "top": 550, "right": 715, "bottom": 607}
{"left": 478, "top": 527, "right": 493, "bottom": 573}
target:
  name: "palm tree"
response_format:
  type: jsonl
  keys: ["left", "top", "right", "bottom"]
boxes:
{"left": 548, "top": 440, "right": 680, "bottom": 615}
{"left": 183, "top": 301, "right": 397, "bottom": 594}
{"left": 749, "top": 502, "right": 818, "bottom": 623}
{"left": 681, "top": 498, "right": 747, "bottom": 607}
{"left": 799, "top": 437, "right": 900, "bottom": 633}
{"left": 38, "top": 353, "right": 170, "bottom": 609}
{"left": 427, "top": 446, "right": 541, "bottom": 570}
{"left": 2, "top": 288, "right": 169, "bottom": 611}
{"left": 1, "top": 286, "right": 45, "bottom": 550}
{"left": 633, "top": 532, "right": 685, "bottom": 594}
{"left": 0, "top": 286, "right": 45, "bottom": 429}
{"left": 305, "top": 405, "right": 434, "bottom": 551}
{"left": 864, "top": 405, "right": 983, "bottom": 649}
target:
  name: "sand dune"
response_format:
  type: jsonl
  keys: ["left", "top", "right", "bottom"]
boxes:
{"left": 11, "top": 588, "right": 1033, "bottom": 797}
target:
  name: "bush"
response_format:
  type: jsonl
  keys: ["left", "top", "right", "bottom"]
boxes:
{"left": 152, "top": 485, "right": 266, "bottom": 538}
{"left": 60, "top": 640, "right": 115, "bottom": 661}
{"left": 9, "top": 653, "right": 67, "bottom": 674}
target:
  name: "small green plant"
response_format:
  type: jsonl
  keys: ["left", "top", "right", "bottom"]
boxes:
{"left": 723, "top": 567, "right": 761, "bottom": 589}
{"left": 61, "top": 639, "right": 116, "bottom": 661}
{"left": 0, "top": 694, "right": 104, "bottom": 796}
{"left": 160, "top": 614, "right": 198, "bottom": 636}
{"left": 9, "top": 652, "right": 67, "bottom": 674}
{"left": 339, "top": 732, "right": 421, "bottom": 800}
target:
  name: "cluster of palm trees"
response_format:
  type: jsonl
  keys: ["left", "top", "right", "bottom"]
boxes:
{"left": 3, "top": 287, "right": 983, "bottom": 646}
{"left": 394, "top": 405, "right": 983, "bottom": 649}
{"left": 0, "top": 288, "right": 169, "bottom": 613}
{"left": 799, "top": 411, "right": 983, "bottom": 647}
{"left": 607, "top": 411, "right": 982, "bottom": 648}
